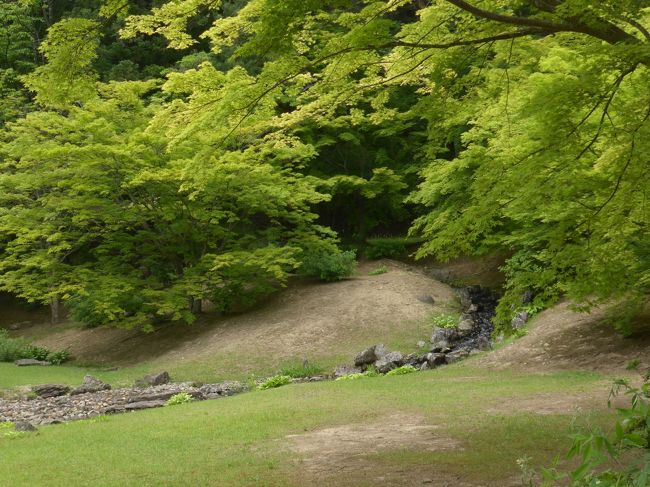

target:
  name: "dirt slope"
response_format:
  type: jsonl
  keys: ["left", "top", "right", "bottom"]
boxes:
{"left": 9, "top": 260, "right": 456, "bottom": 375}
{"left": 478, "top": 302, "right": 650, "bottom": 373}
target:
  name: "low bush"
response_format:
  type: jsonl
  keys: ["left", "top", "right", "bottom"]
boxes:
{"left": 0, "top": 329, "right": 70, "bottom": 364}
{"left": 335, "top": 369, "right": 379, "bottom": 381}
{"left": 364, "top": 236, "right": 425, "bottom": 260}
{"left": 257, "top": 375, "right": 292, "bottom": 390}
{"left": 300, "top": 250, "right": 357, "bottom": 282}
{"left": 368, "top": 266, "right": 388, "bottom": 276}
{"left": 278, "top": 360, "right": 323, "bottom": 378}
{"left": 165, "top": 392, "right": 194, "bottom": 406}
{"left": 386, "top": 365, "right": 418, "bottom": 376}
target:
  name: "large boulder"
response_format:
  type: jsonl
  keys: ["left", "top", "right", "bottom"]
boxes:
{"left": 15, "top": 359, "right": 51, "bottom": 367}
{"left": 199, "top": 381, "right": 247, "bottom": 399}
{"left": 457, "top": 314, "right": 475, "bottom": 335}
{"left": 374, "top": 351, "right": 404, "bottom": 373}
{"left": 354, "top": 344, "right": 388, "bottom": 366}
{"left": 135, "top": 371, "right": 170, "bottom": 388}
{"left": 425, "top": 352, "right": 447, "bottom": 367}
{"left": 70, "top": 375, "right": 111, "bottom": 395}
{"left": 430, "top": 326, "right": 459, "bottom": 351}
{"left": 31, "top": 384, "right": 70, "bottom": 398}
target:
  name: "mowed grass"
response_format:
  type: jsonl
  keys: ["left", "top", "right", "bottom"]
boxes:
{"left": 0, "top": 365, "right": 614, "bottom": 486}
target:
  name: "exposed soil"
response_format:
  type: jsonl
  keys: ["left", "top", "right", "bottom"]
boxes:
{"left": 478, "top": 302, "right": 650, "bottom": 374}
{"left": 2, "top": 260, "right": 456, "bottom": 371}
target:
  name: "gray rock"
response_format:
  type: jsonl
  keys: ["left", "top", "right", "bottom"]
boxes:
{"left": 199, "top": 381, "right": 247, "bottom": 398}
{"left": 425, "top": 353, "right": 447, "bottom": 367}
{"left": 431, "top": 326, "right": 459, "bottom": 351}
{"left": 445, "top": 349, "right": 470, "bottom": 364}
{"left": 14, "top": 421, "right": 37, "bottom": 432}
{"left": 416, "top": 294, "right": 435, "bottom": 304}
{"left": 31, "top": 384, "right": 70, "bottom": 398}
{"left": 123, "top": 400, "right": 167, "bottom": 411}
{"left": 135, "top": 371, "right": 170, "bottom": 387}
{"left": 456, "top": 287, "right": 474, "bottom": 310}
{"left": 374, "top": 344, "right": 388, "bottom": 360}
{"left": 511, "top": 311, "right": 530, "bottom": 330}
{"left": 15, "top": 359, "right": 51, "bottom": 367}
{"left": 416, "top": 340, "right": 427, "bottom": 349}
{"left": 354, "top": 346, "right": 378, "bottom": 366}
{"left": 457, "top": 314, "right": 475, "bottom": 334}
{"left": 374, "top": 351, "right": 404, "bottom": 373}
{"left": 403, "top": 353, "right": 422, "bottom": 367}
{"left": 334, "top": 364, "right": 363, "bottom": 378}
{"left": 474, "top": 335, "right": 492, "bottom": 351}
{"left": 71, "top": 375, "right": 111, "bottom": 395}
{"left": 419, "top": 362, "right": 430, "bottom": 371}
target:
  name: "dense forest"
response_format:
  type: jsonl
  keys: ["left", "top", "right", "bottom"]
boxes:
{"left": 0, "top": 0, "right": 648, "bottom": 332}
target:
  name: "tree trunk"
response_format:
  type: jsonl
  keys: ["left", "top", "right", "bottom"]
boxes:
{"left": 50, "top": 296, "right": 60, "bottom": 324}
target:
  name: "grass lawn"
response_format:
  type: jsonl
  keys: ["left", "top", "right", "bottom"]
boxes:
{"left": 0, "top": 364, "right": 615, "bottom": 486}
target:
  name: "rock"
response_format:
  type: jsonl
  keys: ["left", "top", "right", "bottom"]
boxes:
{"left": 416, "top": 294, "right": 435, "bottom": 304}
{"left": 71, "top": 375, "right": 111, "bottom": 395}
{"left": 199, "top": 381, "right": 247, "bottom": 398}
{"left": 374, "top": 351, "right": 404, "bottom": 373}
{"left": 14, "top": 421, "right": 37, "bottom": 432}
{"left": 456, "top": 287, "right": 474, "bottom": 310}
{"left": 425, "top": 353, "right": 447, "bottom": 367}
{"left": 419, "top": 362, "right": 430, "bottom": 371}
{"left": 15, "top": 359, "right": 51, "bottom": 367}
{"left": 354, "top": 346, "right": 378, "bottom": 366}
{"left": 511, "top": 311, "right": 530, "bottom": 329}
{"left": 8, "top": 321, "right": 31, "bottom": 331}
{"left": 430, "top": 326, "right": 459, "bottom": 351}
{"left": 374, "top": 344, "right": 388, "bottom": 360}
{"left": 445, "top": 349, "right": 470, "bottom": 364}
{"left": 457, "top": 314, "right": 475, "bottom": 334}
{"left": 416, "top": 340, "right": 427, "bottom": 349}
{"left": 403, "top": 353, "right": 422, "bottom": 367}
{"left": 474, "top": 335, "right": 491, "bottom": 351}
{"left": 334, "top": 365, "right": 362, "bottom": 378}
{"left": 31, "top": 384, "right": 70, "bottom": 398}
{"left": 135, "top": 371, "right": 170, "bottom": 387}
{"left": 522, "top": 289, "right": 534, "bottom": 304}
{"left": 123, "top": 400, "right": 167, "bottom": 411}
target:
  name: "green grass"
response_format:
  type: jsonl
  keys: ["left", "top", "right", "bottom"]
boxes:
{"left": 0, "top": 365, "right": 613, "bottom": 486}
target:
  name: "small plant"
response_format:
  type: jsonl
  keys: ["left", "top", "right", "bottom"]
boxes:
{"left": 386, "top": 365, "right": 417, "bottom": 376}
{"left": 48, "top": 350, "right": 70, "bottom": 365}
{"left": 165, "top": 392, "right": 194, "bottom": 406}
{"left": 27, "top": 346, "right": 50, "bottom": 362}
{"left": 368, "top": 266, "right": 388, "bottom": 276}
{"left": 278, "top": 359, "right": 323, "bottom": 378}
{"left": 335, "top": 369, "right": 379, "bottom": 381}
{"left": 300, "top": 250, "right": 357, "bottom": 282}
{"left": 257, "top": 375, "right": 292, "bottom": 390}
{"left": 626, "top": 359, "right": 640, "bottom": 370}
{"left": 432, "top": 313, "right": 458, "bottom": 329}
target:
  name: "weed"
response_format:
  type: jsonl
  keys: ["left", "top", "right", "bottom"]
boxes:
{"left": 165, "top": 392, "right": 194, "bottom": 406}
{"left": 257, "top": 375, "right": 292, "bottom": 390}
{"left": 277, "top": 360, "right": 322, "bottom": 378}
{"left": 386, "top": 365, "right": 417, "bottom": 376}
{"left": 368, "top": 266, "right": 388, "bottom": 276}
{"left": 432, "top": 313, "right": 458, "bottom": 329}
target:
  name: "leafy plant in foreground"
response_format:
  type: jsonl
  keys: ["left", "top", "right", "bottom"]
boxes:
{"left": 165, "top": 392, "right": 194, "bottom": 406}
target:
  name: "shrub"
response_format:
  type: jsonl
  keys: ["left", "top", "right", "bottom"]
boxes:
{"left": 432, "top": 313, "right": 458, "bottom": 329}
{"left": 368, "top": 266, "right": 388, "bottom": 276}
{"left": 26, "top": 345, "right": 50, "bottom": 361}
{"left": 278, "top": 359, "right": 323, "bottom": 378}
{"left": 165, "top": 392, "right": 194, "bottom": 406}
{"left": 0, "top": 330, "right": 32, "bottom": 362}
{"left": 48, "top": 350, "right": 70, "bottom": 365}
{"left": 386, "top": 365, "right": 418, "bottom": 376}
{"left": 364, "top": 236, "right": 425, "bottom": 260}
{"left": 257, "top": 375, "right": 292, "bottom": 390}
{"left": 335, "top": 369, "right": 379, "bottom": 381}
{"left": 300, "top": 250, "right": 357, "bottom": 282}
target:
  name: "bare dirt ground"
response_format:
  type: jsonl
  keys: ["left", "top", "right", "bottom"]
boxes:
{"left": 478, "top": 302, "right": 650, "bottom": 374}
{"left": 3, "top": 260, "right": 456, "bottom": 370}
{"left": 286, "top": 413, "right": 500, "bottom": 487}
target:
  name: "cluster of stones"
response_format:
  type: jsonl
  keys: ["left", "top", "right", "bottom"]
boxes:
{"left": 0, "top": 372, "right": 247, "bottom": 428}
{"left": 334, "top": 286, "right": 500, "bottom": 376}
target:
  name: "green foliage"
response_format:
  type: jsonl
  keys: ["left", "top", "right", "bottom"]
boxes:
{"left": 368, "top": 266, "right": 388, "bottom": 276}
{"left": 386, "top": 365, "right": 417, "bottom": 376}
{"left": 300, "top": 250, "right": 357, "bottom": 282}
{"left": 537, "top": 374, "right": 650, "bottom": 486}
{"left": 432, "top": 313, "right": 458, "bottom": 329}
{"left": 365, "top": 237, "right": 424, "bottom": 260}
{"left": 277, "top": 360, "right": 322, "bottom": 379}
{"left": 165, "top": 392, "right": 194, "bottom": 406}
{"left": 335, "top": 370, "right": 378, "bottom": 381}
{"left": 0, "top": 329, "right": 68, "bottom": 364}
{"left": 257, "top": 375, "right": 292, "bottom": 390}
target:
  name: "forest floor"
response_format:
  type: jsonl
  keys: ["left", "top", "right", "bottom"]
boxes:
{"left": 1, "top": 258, "right": 649, "bottom": 486}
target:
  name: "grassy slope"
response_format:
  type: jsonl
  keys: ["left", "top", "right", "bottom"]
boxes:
{"left": 0, "top": 364, "right": 613, "bottom": 487}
